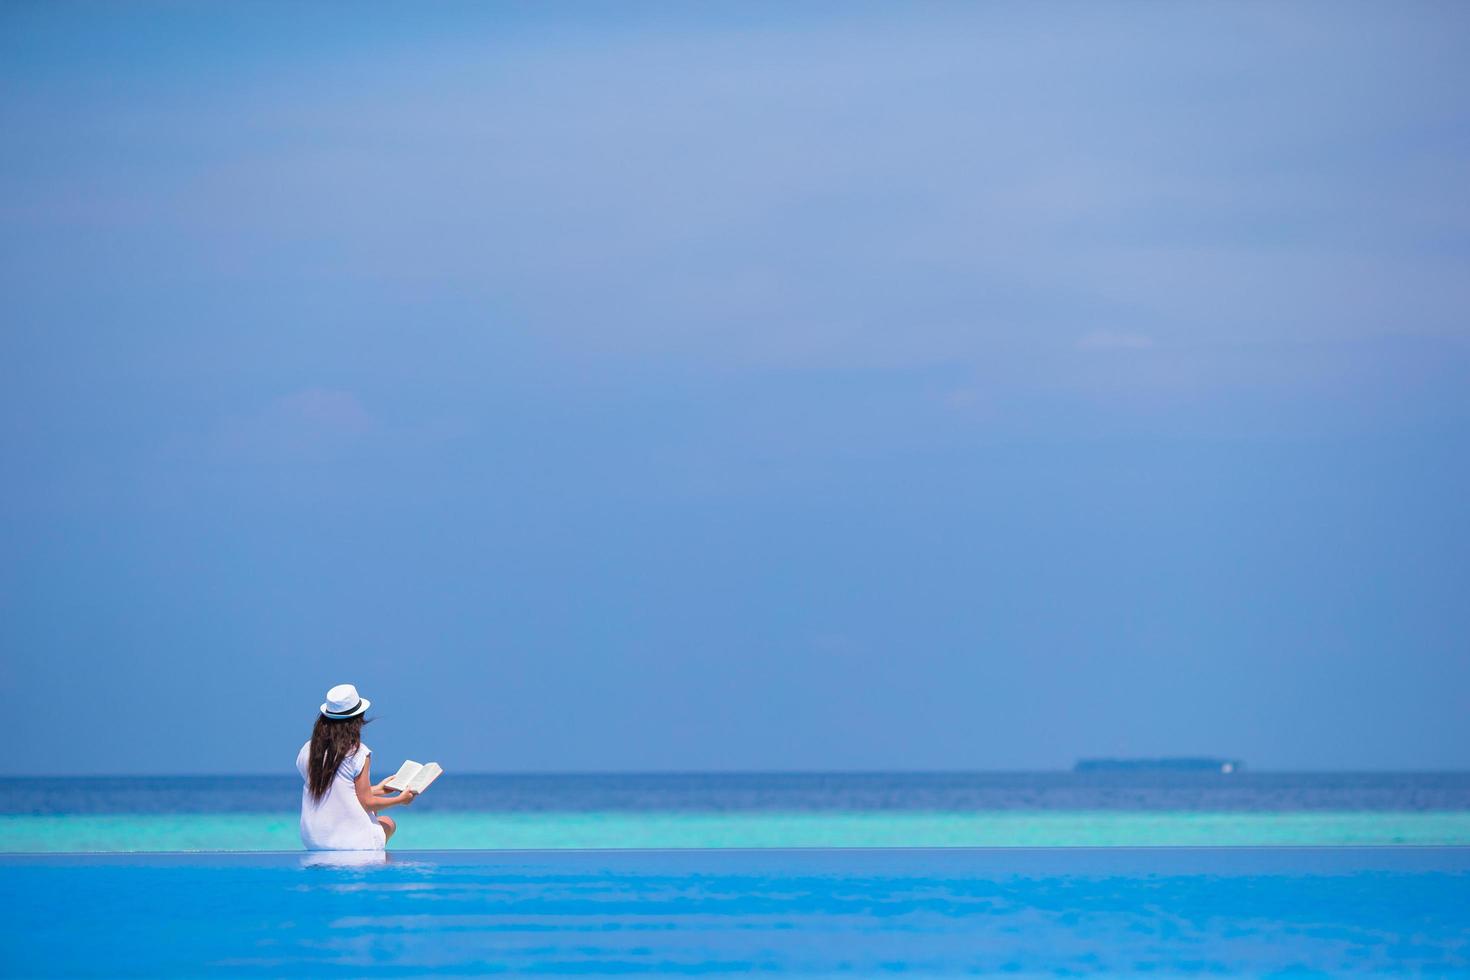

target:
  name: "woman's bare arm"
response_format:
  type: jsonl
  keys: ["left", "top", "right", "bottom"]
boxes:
{"left": 354, "top": 757, "right": 416, "bottom": 811}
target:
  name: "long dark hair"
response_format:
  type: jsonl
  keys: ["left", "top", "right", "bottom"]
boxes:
{"left": 307, "top": 714, "right": 368, "bottom": 803}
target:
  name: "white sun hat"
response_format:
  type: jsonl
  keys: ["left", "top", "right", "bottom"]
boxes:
{"left": 320, "top": 683, "right": 371, "bottom": 719}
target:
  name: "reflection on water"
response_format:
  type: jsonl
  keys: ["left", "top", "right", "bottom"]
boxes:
{"left": 300, "top": 850, "right": 389, "bottom": 869}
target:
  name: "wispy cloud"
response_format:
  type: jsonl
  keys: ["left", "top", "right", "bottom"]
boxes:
{"left": 9, "top": 3, "right": 1466, "bottom": 376}
{"left": 212, "top": 387, "right": 374, "bottom": 462}
{"left": 1077, "top": 331, "right": 1156, "bottom": 352}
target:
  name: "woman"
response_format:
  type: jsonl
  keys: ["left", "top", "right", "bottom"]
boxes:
{"left": 296, "top": 683, "right": 416, "bottom": 850}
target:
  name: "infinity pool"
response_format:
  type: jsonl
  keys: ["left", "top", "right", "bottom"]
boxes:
{"left": 6, "top": 847, "right": 1468, "bottom": 976}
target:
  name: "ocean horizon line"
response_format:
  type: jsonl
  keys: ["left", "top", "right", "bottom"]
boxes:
{"left": 8, "top": 767, "right": 1470, "bottom": 780}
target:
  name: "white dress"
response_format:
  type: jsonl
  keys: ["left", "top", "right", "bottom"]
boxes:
{"left": 296, "top": 740, "right": 386, "bottom": 851}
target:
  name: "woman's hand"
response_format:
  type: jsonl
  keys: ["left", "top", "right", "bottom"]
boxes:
{"left": 397, "top": 790, "right": 418, "bottom": 806}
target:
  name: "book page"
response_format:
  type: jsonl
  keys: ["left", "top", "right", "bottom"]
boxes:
{"left": 384, "top": 760, "right": 422, "bottom": 791}
{"left": 406, "top": 762, "right": 442, "bottom": 793}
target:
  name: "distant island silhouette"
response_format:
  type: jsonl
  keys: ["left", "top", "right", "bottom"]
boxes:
{"left": 1075, "top": 758, "right": 1242, "bottom": 773}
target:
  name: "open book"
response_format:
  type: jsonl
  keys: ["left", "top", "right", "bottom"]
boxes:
{"left": 383, "top": 760, "right": 443, "bottom": 794}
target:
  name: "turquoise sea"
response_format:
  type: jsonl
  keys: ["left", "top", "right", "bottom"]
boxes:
{"left": 7, "top": 770, "right": 1470, "bottom": 851}
{"left": 5, "top": 772, "right": 1468, "bottom": 975}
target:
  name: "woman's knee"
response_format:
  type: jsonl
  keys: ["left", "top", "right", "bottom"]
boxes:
{"left": 380, "top": 815, "right": 396, "bottom": 841}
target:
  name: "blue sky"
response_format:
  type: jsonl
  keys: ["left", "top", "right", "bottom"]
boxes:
{"left": 3, "top": 1, "right": 1468, "bottom": 773}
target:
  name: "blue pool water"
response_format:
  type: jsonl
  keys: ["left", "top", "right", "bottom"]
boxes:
{"left": 6, "top": 847, "right": 1469, "bottom": 976}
